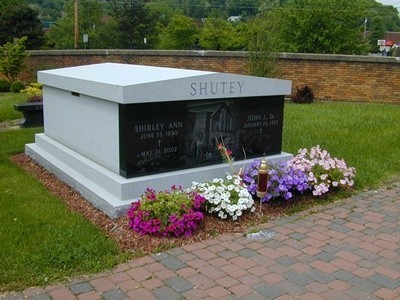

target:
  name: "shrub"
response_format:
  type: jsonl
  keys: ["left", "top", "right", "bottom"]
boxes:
{"left": 292, "top": 85, "right": 314, "bottom": 104}
{"left": 243, "top": 159, "right": 309, "bottom": 202}
{"left": 190, "top": 174, "right": 255, "bottom": 220}
{"left": 21, "top": 82, "right": 42, "bottom": 95}
{"left": 27, "top": 94, "right": 43, "bottom": 103}
{"left": 0, "top": 79, "right": 10, "bottom": 92}
{"left": 0, "top": 36, "right": 29, "bottom": 82}
{"left": 127, "top": 186, "right": 205, "bottom": 237}
{"left": 10, "top": 80, "right": 25, "bottom": 93}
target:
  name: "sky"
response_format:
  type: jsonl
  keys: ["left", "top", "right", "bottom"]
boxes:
{"left": 377, "top": 0, "right": 400, "bottom": 8}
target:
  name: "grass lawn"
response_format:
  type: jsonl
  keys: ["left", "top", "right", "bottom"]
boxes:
{"left": 0, "top": 93, "right": 28, "bottom": 123}
{"left": 283, "top": 101, "right": 400, "bottom": 189}
{"left": 0, "top": 93, "right": 399, "bottom": 292}
{"left": 0, "top": 116, "right": 129, "bottom": 292}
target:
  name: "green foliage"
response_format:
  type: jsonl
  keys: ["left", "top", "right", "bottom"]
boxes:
{"left": 0, "top": 2, "right": 44, "bottom": 49}
{"left": 0, "top": 79, "right": 11, "bottom": 92}
{"left": 158, "top": 13, "right": 199, "bottom": 49}
{"left": 111, "top": 0, "right": 159, "bottom": 49}
{"left": 10, "top": 81, "right": 25, "bottom": 93}
{"left": 262, "top": 0, "right": 372, "bottom": 54}
{"left": 246, "top": 17, "right": 281, "bottom": 77}
{"left": 199, "top": 17, "right": 245, "bottom": 50}
{"left": 47, "top": 0, "right": 112, "bottom": 49}
{"left": 0, "top": 37, "right": 29, "bottom": 82}
{"left": 292, "top": 85, "right": 315, "bottom": 104}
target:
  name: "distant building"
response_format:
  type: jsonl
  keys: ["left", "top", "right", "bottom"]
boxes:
{"left": 228, "top": 16, "right": 241, "bottom": 22}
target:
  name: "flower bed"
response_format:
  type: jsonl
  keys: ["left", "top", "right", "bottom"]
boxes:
{"left": 190, "top": 174, "right": 255, "bottom": 220}
{"left": 127, "top": 186, "right": 205, "bottom": 237}
{"left": 127, "top": 145, "right": 356, "bottom": 236}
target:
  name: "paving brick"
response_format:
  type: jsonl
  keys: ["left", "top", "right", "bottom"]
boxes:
{"left": 252, "top": 283, "right": 284, "bottom": 299}
{"left": 369, "top": 274, "right": 400, "bottom": 290}
{"left": 218, "top": 249, "right": 239, "bottom": 260}
{"left": 128, "top": 256, "right": 154, "bottom": 267}
{"left": 208, "top": 257, "right": 230, "bottom": 267}
{"left": 306, "top": 269, "right": 335, "bottom": 284}
{"left": 221, "top": 263, "right": 248, "bottom": 278}
{"left": 276, "top": 256, "right": 298, "bottom": 267}
{"left": 185, "top": 258, "right": 209, "bottom": 269}
{"left": 187, "top": 273, "right": 216, "bottom": 290}
{"left": 248, "top": 265, "right": 269, "bottom": 277}
{"left": 159, "top": 256, "right": 187, "bottom": 271}
{"left": 347, "top": 276, "right": 380, "bottom": 293}
{"left": 351, "top": 267, "right": 375, "bottom": 279}
{"left": 140, "top": 277, "right": 164, "bottom": 290}
{"left": 116, "top": 279, "right": 139, "bottom": 292}
{"left": 143, "top": 262, "right": 165, "bottom": 272}
{"left": 89, "top": 278, "right": 117, "bottom": 293}
{"left": 261, "top": 273, "right": 284, "bottom": 284}
{"left": 229, "top": 283, "right": 254, "bottom": 297}
{"left": 153, "top": 269, "right": 176, "bottom": 280}
{"left": 48, "top": 286, "right": 76, "bottom": 300}
{"left": 205, "top": 286, "right": 231, "bottom": 298}
{"left": 345, "top": 286, "right": 380, "bottom": 300}
{"left": 305, "top": 282, "right": 329, "bottom": 294}
{"left": 374, "top": 287, "right": 400, "bottom": 300}
{"left": 250, "top": 254, "right": 275, "bottom": 267}
{"left": 181, "top": 288, "right": 208, "bottom": 300}
{"left": 192, "top": 248, "right": 218, "bottom": 261}
{"left": 151, "top": 286, "right": 181, "bottom": 300}
{"left": 237, "top": 274, "right": 262, "bottom": 286}
{"left": 101, "top": 289, "right": 126, "bottom": 300}
{"left": 257, "top": 246, "right": 285, "bottom": 259}
{"left": 283, "top": 271, "right": 312, "bottom": 286}
{"left": 310, "top": 260, "right": 339, "bottom": 274}
{"left": 275, "top": 280, "right": 306, "bottom": 297}
{"left": 108, "top": 272, "right": 131, "bottom": 284}
{"left": 229, "top": 256, "right": 257, "bottom": 269}
{"left": 126, "top": 266, "right": 152, "bottom": 282}
{"left": 69, "top": 282, "right": 93, "bottom": 295}
{"left": 164, "top": 276, "right": 193, "bottom": 293}
{"left": 215, "top": 276, "right": 240, "bottom": 288}
{"left": 330, "top": 258, "right": 357, "bottom": 272}
{"left": 176, "top": 266, "right": 198, "bottom": 278}
{"left": 23, "top": 287, "right": 46, "bottom": 297}
{"left": 327, "top": 279, "right": 351, "bottom": 292}
{"left": 374, "top": 265, "right": 400, "bottom": 280}
{"left": 237, "top": 248, "right": 258, "bottom": 258}
{"left": 175, "top": 252, "right": 197, "bottom": 262}
{"left": 76, "top": 291, "right": 101, "bottom": 300}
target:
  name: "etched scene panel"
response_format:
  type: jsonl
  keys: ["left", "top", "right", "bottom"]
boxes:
{"left": 119, "top": 96, "right": 283, "bottom": 178}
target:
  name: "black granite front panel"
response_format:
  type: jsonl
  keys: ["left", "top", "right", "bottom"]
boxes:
{"left": 119, "top": 96, "right": 284, "bottom": 178}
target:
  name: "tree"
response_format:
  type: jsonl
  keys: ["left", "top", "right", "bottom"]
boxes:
{"left": 261, "top": 0, "right": 372, "bottom": 55}
{"left": 0, "top": 37, "right": 29, "bottom": 82}
{"left": 112, "top": 0, "right": 159, "bottom": 49}
{"left": 47, "top": 0, "right": 115, "bottom": 49}
{"left": 0, "top": 3, "right": 44, "bottom": 49}
{"left": 158, "top": 13, "right": 199, "bottom": 49}
{"left": 199, "top": 17, "right": 245, "bottom": 50}
{"left": 246, "top": 17, "right": 281, "bottom": 77}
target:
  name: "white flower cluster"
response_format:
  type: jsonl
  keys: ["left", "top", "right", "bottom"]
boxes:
{"left": 190, "top": 174, "right": 255, "bottom": 220}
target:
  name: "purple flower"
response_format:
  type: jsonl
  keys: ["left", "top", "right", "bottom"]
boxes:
{"left": 243, "top": 159, "right": 310, "bottom": 202}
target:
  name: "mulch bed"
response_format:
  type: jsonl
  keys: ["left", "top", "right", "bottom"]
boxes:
{"left": 10, "top": 153, "right": 316, "bottom": 254}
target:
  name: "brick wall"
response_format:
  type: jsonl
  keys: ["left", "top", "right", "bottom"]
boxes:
{"left": 20, "top": 50, "right": 400, "bottom": 104}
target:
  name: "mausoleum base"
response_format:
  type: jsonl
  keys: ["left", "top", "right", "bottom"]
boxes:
{"left": 26, "top": 133, "right": 293, "bottom": 219}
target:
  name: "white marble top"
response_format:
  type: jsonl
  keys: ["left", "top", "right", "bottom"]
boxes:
{"left": 38, "top": 63, "right": 292, "bottom": 104}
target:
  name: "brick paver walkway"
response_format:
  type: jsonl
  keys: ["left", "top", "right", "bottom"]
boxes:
{"left": 2, "top": 183, "right": 400, "bottom": 299}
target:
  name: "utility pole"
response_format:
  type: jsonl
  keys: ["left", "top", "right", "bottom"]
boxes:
{"left": 74, "top": 0, "right": 78, "bottom": 49}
